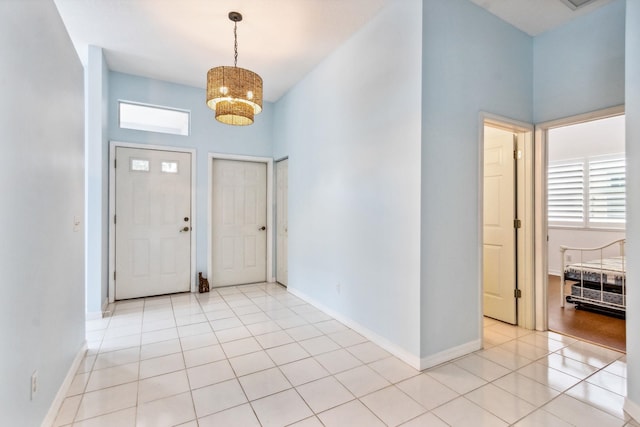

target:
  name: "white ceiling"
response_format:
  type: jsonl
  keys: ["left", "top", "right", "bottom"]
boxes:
{"left": 468, "top": 0, "right": 616, "bottom": 36}
{"left": 54, "top": 0, "right": 616, "bottom": 103}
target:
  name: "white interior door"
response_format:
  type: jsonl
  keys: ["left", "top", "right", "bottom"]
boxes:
{"left": 276, "top": 159, "right": 288, "bottom": 286}
{"left": 212, "top": 159, "right": 267, "bottom": 287}
{"left": 115, "top": 147, "right": 192, "bottom": 300}
{"left": 483, "top": 126, "right": 517, "bottom": 324}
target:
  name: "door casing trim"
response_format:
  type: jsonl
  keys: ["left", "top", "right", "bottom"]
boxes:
{"left": 208, "top": 153, "right": 274, "bottom": 286}
{"left": 533, "top": 105, "right": 625, "bottom": 331}
{"left": 275, "top": 158, "right": 288, "bottom": 286}
{"left": 108, "top": 141, "right": 198, "bottom": 303}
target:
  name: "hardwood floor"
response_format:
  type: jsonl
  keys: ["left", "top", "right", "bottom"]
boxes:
{"left": 548, "top": 274, "right": 626, "bottom": 352}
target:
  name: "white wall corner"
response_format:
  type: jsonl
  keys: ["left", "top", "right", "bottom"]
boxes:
{"left": 41, "top": 342, "right": 87, "bottom": 427}
{"left": 419, "top": 339, "right": 482, "bottom": 370}
{"left": 85, "top": 297, "right": 109, "bottom": 320}
{"left": 288, "top": 287, "right": 422, "bottom": 370}
{"left": 624, "top": 398, "right": 640, "bottom": 423}
{"left": 85, "top": 311, "right": 102, "bottom": 321}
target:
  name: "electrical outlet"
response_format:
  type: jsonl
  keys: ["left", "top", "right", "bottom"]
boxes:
{"left": 31, "top": 370, "right": 38, "bottom": 400}
{"left": 336, "top": 283, "right": 341, "bottom": 294}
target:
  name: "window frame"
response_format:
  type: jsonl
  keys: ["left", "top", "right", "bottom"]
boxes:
{"left": 548, "top": 153, "right": 626, "bottom": 230}
{"left": 118, "top": 101, "right": 191, "bottom": 136}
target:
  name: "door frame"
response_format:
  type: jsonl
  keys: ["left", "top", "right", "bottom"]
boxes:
{"left": 533, "top": 105, "right": 625, "bottom": 331}
{"left": 275, "top": 156, "right": 289, "bottom": 286}
{"left": 478, "top": 113, "right": 535, "bottom": 341}
{"left": 208, "top": 153, "right": 274, "bottom": 285}
{"left": 108, "top": 141, "right": 197, "bottom": 303}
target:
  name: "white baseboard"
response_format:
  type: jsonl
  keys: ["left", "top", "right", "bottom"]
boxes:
{"left": 419, "top": 339, "right": 481, "bottom": 370}
{"left": 288, "top": 288, "right": 422, "bottom": 369}
{"left": 624, "top": 398, "right": 640, "bottom": 423}
{"left": 41, "top": 342, "right": 87, "bottom": 427}
{"left": 548, "top": 270, "right": 561, "bottom": 277}
{"left": 85, "top": 297, "right": 109, "bottom": 320}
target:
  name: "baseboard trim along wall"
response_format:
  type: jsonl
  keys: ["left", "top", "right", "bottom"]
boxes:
{"left": 41, "top": 342, "right": 87, "bottom": 427}
{"left": 419, "top": 339, "right": 482, "bottom": 370}
{"left": 624, "top": 398, "right": 640, "bottom": 423}
{"left": 288, "top": 288, "right": 422, "bottom": 370}
{"left": 85, "top": 297, "right": 109, "bottom": 320}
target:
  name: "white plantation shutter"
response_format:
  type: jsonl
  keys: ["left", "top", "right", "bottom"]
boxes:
{"left": 588, "top": 157, "right": 625, "bottom": 224}
{"left": 548, "top": 161, "right": 584, "bottom": 225}
{"left": 548, "top": 155, "right": 626, "bottom": 228}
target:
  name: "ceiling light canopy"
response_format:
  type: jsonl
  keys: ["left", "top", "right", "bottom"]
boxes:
{"left": 206, "top": 12, "right": 263, "bottom": 126}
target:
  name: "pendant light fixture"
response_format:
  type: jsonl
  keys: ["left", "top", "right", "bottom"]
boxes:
{"left": 206, "top": 11, "right": 263, "bottom": 126}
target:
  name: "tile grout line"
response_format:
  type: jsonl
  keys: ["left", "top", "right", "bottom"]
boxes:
{"left": 60, "top": 286, "right": 630, "bottom": 427}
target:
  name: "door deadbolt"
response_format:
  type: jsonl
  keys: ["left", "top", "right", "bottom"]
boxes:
{"left": 180, "top": 226, "right": 190, "bottom": 232}
{"left": 184, "top": 217, "right": 189, "bottom": 222}
{"left": 259, "top": 226, "right": 266, "bottom": 231}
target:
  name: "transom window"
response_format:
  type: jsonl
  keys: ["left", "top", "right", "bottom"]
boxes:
{"left": 119, "top": 101, "right": 190, "bottom": 136}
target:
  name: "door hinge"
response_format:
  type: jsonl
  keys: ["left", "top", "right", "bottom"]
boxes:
{"left": 113, "top": 271, "right": 116, "bottom": 281}
{"left": 114, "top": 214, "right": 116, "bottom": 224}
{"left": 114, "top": 158, "right": 117, "bottom": 168}
{"left": 513, "top": 149, "right": 522, "bottom": 160}
{"left": 514, "top": 289, "right": 522, "bottom": 298}
{"left": 514, "top": 219, "right": 522, "bottom": 229}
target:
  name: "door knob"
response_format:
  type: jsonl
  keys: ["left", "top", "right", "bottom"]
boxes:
{"left": 180, "top": 226, "right": 190, "bottom": 232}
{"left": 259, "top": 226, "right": 266, "bottom": 231}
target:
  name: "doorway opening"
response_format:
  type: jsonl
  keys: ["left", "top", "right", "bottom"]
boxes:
{"left": 480, "top": 115, "right": 535, "bottom": 339}
{"left": 541, "top": 110, "right": 626, "bottom": 352}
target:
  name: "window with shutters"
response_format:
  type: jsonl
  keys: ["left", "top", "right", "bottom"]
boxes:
{"left": 548, "top": 161, "right": 584, "bottom": 225}
{"left": 588, "top": 156, "right": 625, "bottom": 226}
{"left": 548, "top": 155, "right": 625, "bottom": 229}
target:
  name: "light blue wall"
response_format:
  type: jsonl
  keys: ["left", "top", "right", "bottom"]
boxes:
{"left": 420, "top": 0, "right": 533, "bottom": 358}
{"left": 85, "top": 45, "right": 109, "bottom": 315}
{"left": 533, "top": 0, "right": 626, "bottom": 123}
{"left": 625, "top": 0, "right": 640, "bottom": 410}
{"left": 108, "top": 72, "right": 274, "bottom": 278}
{"left": 0, "top": 0, "right": 85, "bottom": 425}
{"left": 274, "top": 0, "right": 423, "bottom": 358}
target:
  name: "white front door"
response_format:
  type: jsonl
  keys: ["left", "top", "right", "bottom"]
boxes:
{"left": 115, "top": 147, "right": 192, "bottom": 300}
{"left": 211, "top": 159, "right": 267, "bottom": 287}
{"left": 276, "top": 159, "right": 288, "bottom": 286}
{"left": 483, "top": 126, "right": 517, "bottom": 324}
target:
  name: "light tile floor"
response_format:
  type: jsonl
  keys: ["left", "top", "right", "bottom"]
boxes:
{"left": 53, "top": 282, "right": 638, "bottom": 426}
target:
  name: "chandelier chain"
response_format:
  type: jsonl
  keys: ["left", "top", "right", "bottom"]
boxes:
{"left": 233, "top": 21, "right": 238, "bottom": 67}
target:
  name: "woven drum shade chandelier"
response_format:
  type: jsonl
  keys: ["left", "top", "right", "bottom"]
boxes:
{"left": 206, "top": 12, "right": 263, "bottom": 126}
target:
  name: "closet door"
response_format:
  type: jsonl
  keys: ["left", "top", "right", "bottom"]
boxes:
{"left": 211, "top": 159, "right": 267, "bottom": 286}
